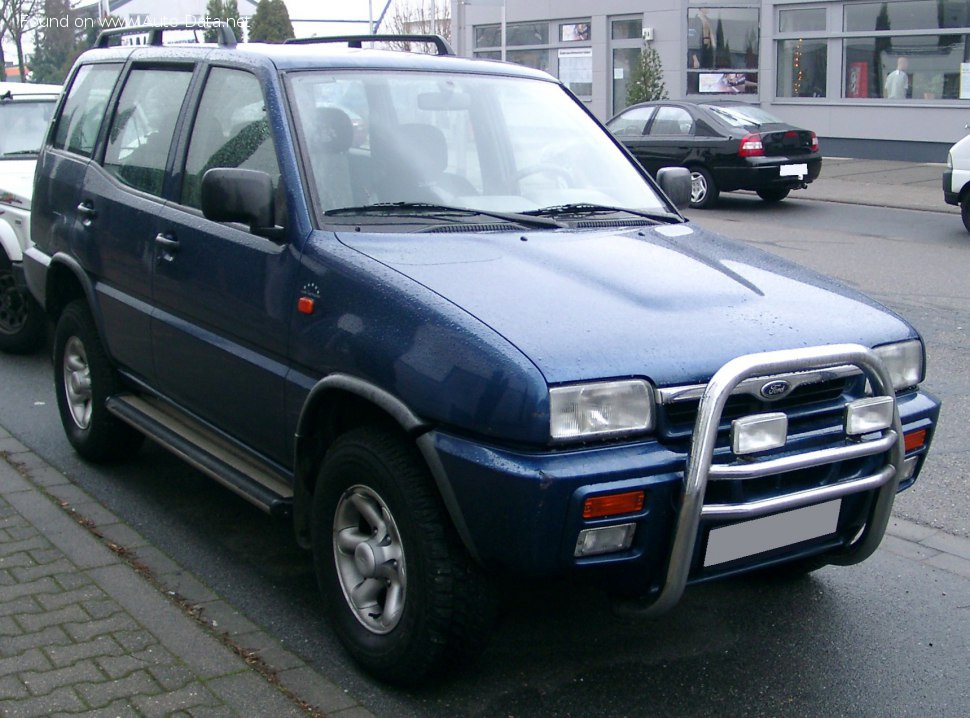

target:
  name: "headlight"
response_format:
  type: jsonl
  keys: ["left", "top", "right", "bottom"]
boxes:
{"left": 947, "top": 151, "right": 953, "bottom": 169}
{"left": 549, "top": 379, "right": 654, "bottom": 440}
{"left": 873, "top": 340, "right": 923, "bottom": 392}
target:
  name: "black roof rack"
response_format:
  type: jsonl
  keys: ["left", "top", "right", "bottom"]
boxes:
{"left": 95, "top": 22, "right": 237, "bottom": 49}
{"left": 285, "top": 33, "right": 454, "bottom": 57}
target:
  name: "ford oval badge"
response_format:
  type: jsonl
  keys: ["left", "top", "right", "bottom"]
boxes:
{"left": 760, "top": 380, "right": 792, "bottom": 400}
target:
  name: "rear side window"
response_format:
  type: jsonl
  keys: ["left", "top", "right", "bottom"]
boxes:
{"left": 52, "top": 63, "right": 123, "bottom": 157}
{"left": 103, "top": 67, "right": 193, "bottom": 197}
{"left": 181, "top": 68, "right": 280, "bottom": 210}
{"left": 647, "top": 107, "right": 694, "bottom": 136}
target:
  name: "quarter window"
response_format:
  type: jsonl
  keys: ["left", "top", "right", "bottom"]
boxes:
{"left": 103, "top": 68, "right": 192, "bottom": 196}
{"left": 181, "top": 68, "right": 280, "bottom": 210}
{"left": 52, "top": 63, "right": 123, "bottom": 157}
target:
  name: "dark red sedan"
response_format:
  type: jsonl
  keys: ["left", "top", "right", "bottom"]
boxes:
{"left": 606, "top": 100, "right": 822, "bottom": 208}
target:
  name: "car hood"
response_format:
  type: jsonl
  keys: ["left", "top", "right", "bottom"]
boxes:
{"left": 337, "top": 222, "right": 914, "bottom": 386}
{"left": 0, "top": 159, "right": 36, "bottom": 208}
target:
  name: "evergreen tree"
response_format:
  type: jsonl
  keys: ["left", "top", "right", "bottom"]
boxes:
{"left": 626, "top": 43, "right": 668, "bottom": 106}
{"left": 205, "top": 0, "right": 242, "bottom": 43}
{"left": 248, "top": 0, "right": 293, "bottom": 43}
{"left": 29, "top": 0, "right": 74, "bottom": 84}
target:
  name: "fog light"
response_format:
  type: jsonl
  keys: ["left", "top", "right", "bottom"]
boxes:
{"left": 845, "top": 396, "right": 894, "bottom": 436}
{"left": 901, "top": 455, "right": 918, "bottom": 482}
{"left": 731, "top": 413, "right": 787, "bottom": 455}
{"left": 574, "top": 523, "right": 636, "bottom": 557}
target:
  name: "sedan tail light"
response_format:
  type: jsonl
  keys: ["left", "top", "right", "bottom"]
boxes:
{"left": 810, "top": 131, "right": 819, "bottom": 152}
{"left": 738, "top": 133, "right": 764, "bottom": 157}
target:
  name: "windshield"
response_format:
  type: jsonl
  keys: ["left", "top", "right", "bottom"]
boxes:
{"left": 701, "top": 103, "right": 785, "bottom": 128}
{"left": 0, "top": 99, "right": 56, "bottom": 157}
{"left": 288, "top": 70, "right": 667, "bottom": 222}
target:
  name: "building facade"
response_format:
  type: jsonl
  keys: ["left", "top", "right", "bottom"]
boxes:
{"left": 452, "top": 0, "right": 970, "bottom": 161}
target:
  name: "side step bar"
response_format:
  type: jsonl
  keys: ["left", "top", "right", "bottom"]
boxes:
{"left": 106, "top": 394, "right": 293, "bottom": 518}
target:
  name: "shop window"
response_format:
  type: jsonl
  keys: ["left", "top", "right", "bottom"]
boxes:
{"left": 845, "top": 1, "right": 970, "bottom": 32}
{"left": 474, "top": 22, "right": 549, "bottom": 48}
{"left": 612, "top": 19, "right": 642, "bottom": 41}
{"left": 777, "top": 39, "right": 827, "bottom": 97}
{"left": 844, "top": 35, "right": 969, "bottom": 99}
{"left": 779, "top": 8, "right": 826, "bottom": 33}
{"left": 687, "top": 7, "right": 760, "bottom": 94}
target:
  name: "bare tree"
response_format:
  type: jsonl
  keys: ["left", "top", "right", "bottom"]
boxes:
{"left": 3, "top": 0, "right": 42, "bottom": 81}
{"left": 384, "top": 0, "right": 451, "bottom": 52}
{"left": 0, "top": 0, "right": 12, "bottom": 78}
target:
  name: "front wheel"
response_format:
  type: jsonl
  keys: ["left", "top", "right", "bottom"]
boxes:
{"left": 312, "top": 427, "right": 494, "bottom": 685}
{"left": 689, "top": 167, "right": 719, "bottom": 208}
{"left": 961, "top": 196, "right": 970, "bottom": 233}
{"left": 53, "top": 301, "right": 143, "bottom": 462}
{"left": 756, "top": 188, "right": 791, "bottom": 203}
{"left": 0, "top": 253, "right": 45, "bottom": 354}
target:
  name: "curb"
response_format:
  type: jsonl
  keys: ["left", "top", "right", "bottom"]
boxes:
{"left": 0, "top": 429, "right": 376, "bottom": 718}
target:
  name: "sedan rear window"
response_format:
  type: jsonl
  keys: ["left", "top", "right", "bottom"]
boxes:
{"left": 702, "top": 104, "right": 785, "bottom": 128}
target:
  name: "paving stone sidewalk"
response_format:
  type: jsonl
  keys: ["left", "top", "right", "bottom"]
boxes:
{"left": 0, "top": 431, "right": 374, "bottom": 718}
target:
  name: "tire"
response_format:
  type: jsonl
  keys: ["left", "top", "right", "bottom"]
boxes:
{"left": 53, "top": 300, "right": 144, "bottom": 462}
{"left": 756, "top": 188, "right": 791, "bottom": 203}
{"left": 689, "top": 167, "right": 719, "bottom": 208}
{"left": 961, "top": 196, "right": 970, "bottom": 233}
{"left": 0, "top": 252, "right": 45, "bottom": 354}
{"left": 312, "top": 427, "right": 494, "bottom": 685}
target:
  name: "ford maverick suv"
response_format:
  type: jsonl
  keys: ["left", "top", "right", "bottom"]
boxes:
{"left": 24, "top": 26, "right": 940, "bottom": 684}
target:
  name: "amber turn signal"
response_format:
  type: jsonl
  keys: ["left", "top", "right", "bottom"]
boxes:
{"left": 904, "top": 429, "right": 927, "bottom": 452}
{"left": 583, "top": 490, "right": 645, "bottom": 519}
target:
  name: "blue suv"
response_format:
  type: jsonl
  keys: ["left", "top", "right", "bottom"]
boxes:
{"left": 24, "top": 26, "right": 940, "bottom": 684}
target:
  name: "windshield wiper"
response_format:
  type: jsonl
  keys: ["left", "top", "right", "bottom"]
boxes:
{"left": 521, "top": 203, "right": 680, "bottom": 222}
{"left": 324, "top": 202, "right": 563, "bottom": 229}
{"left": 1, "top": 150, "right": 39, "bottom": 157}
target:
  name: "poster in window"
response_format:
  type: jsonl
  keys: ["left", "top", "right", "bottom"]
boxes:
{"left": 698, "top": 73, "right": 753, "bottom": 94}
{"left": 560, "top": 23, "right": 590, "bottom": 42}
{"left": 558, "top": 47, "right": 593, "bottom": 95}
{"left": 961, "top": 63, "right": 970, "bottom": 99}
{"left": 847, "top": 62, "right": 868, "bottom": 98}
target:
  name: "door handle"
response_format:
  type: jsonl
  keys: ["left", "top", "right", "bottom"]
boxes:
{"left": 154, "top": 233, "right": 180, "bottom": 251}
{"left": 155, "top": 233, "right": 179, "bottom": 262}
{"left": 77, "top": 201, "right": 97, "bottom": 226}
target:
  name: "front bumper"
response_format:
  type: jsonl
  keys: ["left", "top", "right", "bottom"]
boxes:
{"left": 428, "top": 345, "right": 939, "bottom": 609}
{"left": 943, "top": 169, "right": 959, "bottom": 205}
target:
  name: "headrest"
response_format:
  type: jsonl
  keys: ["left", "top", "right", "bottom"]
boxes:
{"left": 315, "top": 106, "right": 354, "bottom": 154}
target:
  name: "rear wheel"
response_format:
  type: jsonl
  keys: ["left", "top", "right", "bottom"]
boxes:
{"left": 0, "top": 252, "right": 45, "bottom": 354}
{"left": 312, "top": 427, "right": 494, "bottom": 685}
{"left": 689, "top": 167, "right": 719, "bottom": 208}
{"left": 53, "top": 301, "right": 143, "bottom": 462}
{"left": 961, "top": 196, "right": 970, "bottom": 233}
{"left": 756, "top": 188, "right": 791, "bottom": 203}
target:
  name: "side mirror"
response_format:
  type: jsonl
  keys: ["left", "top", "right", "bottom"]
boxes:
{"left": 656, "top": 167, "right": 692, "bottom": 211}
{"left": 201, "top": 168, "right": 282, "bottom": 238}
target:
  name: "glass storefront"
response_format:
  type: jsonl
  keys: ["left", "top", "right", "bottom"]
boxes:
{"left": 776, "top": 0, "right": 970, "bottom": 100}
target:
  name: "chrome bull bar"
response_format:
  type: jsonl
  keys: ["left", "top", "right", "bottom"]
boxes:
{"left": 641, "top": 343, "right": 904, "bottom": 617}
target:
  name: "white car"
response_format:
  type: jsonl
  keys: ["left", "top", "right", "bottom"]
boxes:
{"left": 943, "top": 132, "right": 970, "bottom": 232}
{"left": 0, "top": 81, "right": 60, "bottom": 353}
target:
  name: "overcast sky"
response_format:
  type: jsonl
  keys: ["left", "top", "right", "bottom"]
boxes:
{"left": 3, "top": 1, "right": 415, "bottom": 60}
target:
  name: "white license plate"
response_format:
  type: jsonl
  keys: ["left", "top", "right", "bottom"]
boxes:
{"left": 704, "top": 500, "right": 841, "bottom": 567}
{"left": 779, "top": 163, "right": 808, "bottom": 178}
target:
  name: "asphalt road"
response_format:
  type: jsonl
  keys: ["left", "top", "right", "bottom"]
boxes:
{"left": 1, "top": 195, "right": 968, "bottom": 716}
